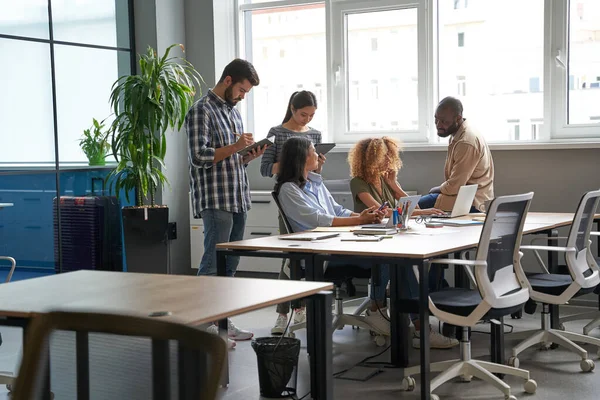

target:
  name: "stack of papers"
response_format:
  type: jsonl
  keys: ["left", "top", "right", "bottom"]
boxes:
{"left": 356, "top": 227, "right": 397, "bottom": 235}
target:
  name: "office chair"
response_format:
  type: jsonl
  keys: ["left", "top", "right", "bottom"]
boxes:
{"left": 402, "top": 193, "right": 537, "bottom": 400}
{"left": 510, "top": 189, "right": 600, "bottom": 372}
{"left": 0, "top": 256, "right": 18, "bottom": 391}
{"left": 271, "top": 191, "right": 386, "bottom": 346}
{"left": 554, "top": 230, "right": 600, "bottom": 335}
{"left": 12, "top": 311, "right": 227, "bottom": 400}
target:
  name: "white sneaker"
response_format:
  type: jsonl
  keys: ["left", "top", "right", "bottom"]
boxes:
{"left": 206, "top": 324, "right": 236, "bottom": 349}
{"left": 271, "top": 314, "right": 289, "bottom": 335}
{"left": 413, "top": 329, "right": 459, "bottom": 349}
{"left": 365, "top": 309, "right": 391, "bottom": 336}
{"left": 293, "top": 308, "right": 306, "bottom": 325}
{"left": 227, "top": 319, "right": 254, "bottom": 341}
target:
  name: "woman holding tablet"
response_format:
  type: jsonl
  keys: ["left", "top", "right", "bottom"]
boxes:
{"left": 261, "top": 91, "right": 326, "bottom": 335}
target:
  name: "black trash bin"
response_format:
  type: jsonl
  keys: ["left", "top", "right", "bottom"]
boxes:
{"left": 252, "top": 337, "right": 301, "bottom": 398}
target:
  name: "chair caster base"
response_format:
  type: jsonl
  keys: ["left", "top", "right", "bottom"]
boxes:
{"left": 524, "top": 379, "right": 537, "bottom": 394}
{"left": 401, "top": 376, "right": 415, "bottom": 391}
{"left": 580, "top": 359, "right": 595, "bottom": 372}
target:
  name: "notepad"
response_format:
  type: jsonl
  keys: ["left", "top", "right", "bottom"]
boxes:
{"left": 356, "top": 227, "right": 397, "bottom": 235}
{"left": 279, "top": 232, "right": 340, "bottom": 241}
{"left": 237, "top": 138, "right": 274, "bottom": 156}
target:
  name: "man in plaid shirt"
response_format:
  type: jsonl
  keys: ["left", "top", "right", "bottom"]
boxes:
{"left": 186, "top": 59, "right": 267, "bottom": 345}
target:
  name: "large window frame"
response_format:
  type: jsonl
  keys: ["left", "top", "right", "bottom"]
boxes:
{"left": 239, "top": 0, "right": 600, "bottom": 147}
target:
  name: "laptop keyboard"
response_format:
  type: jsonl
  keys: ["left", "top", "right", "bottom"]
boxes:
{"left": 433, "top": 212, "right": 452, "bottom": 218}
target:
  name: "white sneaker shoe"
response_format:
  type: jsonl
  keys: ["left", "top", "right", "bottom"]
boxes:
{"left": 271, "top": 314, "right": 289, "bottom": 335}
{"left": 293, "top": 308, "right": 306, "bottom": 325}
{"left": 206, "top": 324, "right": 236, "bottom": 349}
{"left": 413, "top": 329, "right": 459, "bottom": 349}
{"left": 365, "top": 309, "right": 391, "bottom": 336}
{"left": 227, "top": 319, "right": 254, "bottom": 341}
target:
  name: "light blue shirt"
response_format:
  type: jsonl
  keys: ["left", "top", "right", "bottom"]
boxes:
{"left": 278, "top": 172, "right": 353, "bottom": 232}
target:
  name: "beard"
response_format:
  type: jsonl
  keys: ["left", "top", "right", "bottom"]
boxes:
{"left": 224, "top": 86, "right": 242, "bottom": 106}
{"left": 437, "top": 122, "right": 460, "bottom": 138}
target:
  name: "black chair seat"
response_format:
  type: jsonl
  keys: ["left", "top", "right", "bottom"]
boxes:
{"left": 408, "top": 287, "right": 524, "bottom": 319}
{"left": 323, "top": 264, "right": 372, "bottom": 283}
{"left": 527, "top": 271, "right": 596, "bottom": 297}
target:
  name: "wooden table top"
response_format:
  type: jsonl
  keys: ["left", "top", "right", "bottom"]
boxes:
{"left": 0, "top": 270, "right": 333, "bottom": 324}
{"left": 216, "top": 212, "right": 579, "bottom": 259}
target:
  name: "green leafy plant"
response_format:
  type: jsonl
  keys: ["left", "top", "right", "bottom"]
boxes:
{"left": 106, "top": 44, "right": 203, "bottom": 207}
{"left": 79, "top": 118, "right": 111, "bottom": 166}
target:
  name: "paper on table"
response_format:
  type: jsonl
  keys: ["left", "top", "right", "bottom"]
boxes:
{"left": 312, "top": 226, "right": 358, "bottom": 232}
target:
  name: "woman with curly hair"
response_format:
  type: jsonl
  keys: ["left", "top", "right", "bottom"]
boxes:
{"left": 347, "top": 137, "right": 459, "bottom": 349}
{"left": 348, "top": 137, "right": 442, "bottom": 217}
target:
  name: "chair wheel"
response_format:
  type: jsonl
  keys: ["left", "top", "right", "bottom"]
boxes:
{"left": 401, "top": 376, "right": 415, "bottom": 391}
{"left": 550, "top": 342, "right": 560, "bottom": 350}
{"left": 6, "top": 384, "right": 12, "bottom": 392}
{"left": 459, "top": 374, "right": 472, "bottom": 382}
{"left": 374, "top": 335, "right": 386, "bottom": 347}
{"left": 558, "top": 323, "right": 565, "bottom": 331}
{"left": 507, "top": 356, "right": 520, "bottom": 368}
{"left": 286, "top": 331, "right": 296, "bottom": 338}
{"left": 580, "top": 359, "right": 595, "bottom": 372}
{"left": 431, "top": 394, "right": 440, "bottom": 400}
{"left": 505, "top": 396, "right": 517, "bottom": 400}
{"left": 524, "top": 379, "right": 537, "bottom": 394}
{"left": 511, "top": 310, "right": 523, "bottom": 319}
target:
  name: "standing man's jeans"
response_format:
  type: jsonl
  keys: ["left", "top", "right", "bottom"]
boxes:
{"left": 418, "top": 193, "right": 440, "bottom": 209}
{"left": 198, "top": 209, "right": 247, "bottom": 277}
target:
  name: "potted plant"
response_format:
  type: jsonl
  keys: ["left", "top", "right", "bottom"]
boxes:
{"left": 106, "top": 44, "right": 203, "bottom": 273}
{"left": 79, "top": 118, "right": 110, "bottom": 166}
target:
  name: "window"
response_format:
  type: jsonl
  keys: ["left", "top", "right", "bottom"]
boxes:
{"left": 567, "top": 0, "right": 600, "bottom": 125}
{"left": 238, "top": 0, "right": 600, "bottom": 146}
{"left": 331, "top": 1, "right": 423, "bottom": 142}
{"left": 239, "top": 2, "right": 326, "bottom": 139}
{"left": 439, "top": 0, "right": 544, "bottom": 142}
{"left": 0, "top": 0, "right": 133, "bottom": 165}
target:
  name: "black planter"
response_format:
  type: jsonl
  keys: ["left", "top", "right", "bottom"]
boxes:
{"left": 122, "top": 207, "right": 169, "bottom": 274}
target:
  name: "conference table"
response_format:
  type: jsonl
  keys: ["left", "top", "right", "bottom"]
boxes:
{"left": 216, "top": 212, "right": 585, "bottom": 400}
{"left": 0, "top": 270, "right": 333, "bottom": 399}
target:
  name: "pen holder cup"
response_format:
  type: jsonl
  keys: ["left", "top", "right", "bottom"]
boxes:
{"left": 398, "top": 213, "right": 409, "bottom": 231}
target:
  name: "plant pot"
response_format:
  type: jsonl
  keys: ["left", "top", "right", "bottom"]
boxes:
{"left": 88, "top": 153, "right": 107, "bottom": 166}
{"left": 122, "top": 206, "right": 169, "bottom": 273}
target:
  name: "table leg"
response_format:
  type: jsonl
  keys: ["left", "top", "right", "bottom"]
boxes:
{"left": 76, "top": 331, "right": 90, "bottom": 400}
{"left": 216, "top": 250, "right": 229, "bottom": 387}
{"left": 305, "top": 255, "right": 317, "bottom": 395}
{"left": 418, "top": 261, "right": 431, "bottom": 400}
{"left": 547, "top": 229, "right": 561, "bottom": 329}
{"left": 178, "top": 342, "right": 203, "bottom": 400}
{"left": 152, "top": 339, "right": 170, "bottom": 399}
{"left": 307, "top": 291, "right": 333, "bottom": 400}
{"left": 390, "top": 265, "right": 409, "bottom": 367}
{"left": 490, "top": 318, "right": 505, "bottom": 379}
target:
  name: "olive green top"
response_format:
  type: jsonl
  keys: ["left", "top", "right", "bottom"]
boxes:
{"left": 350, "top": 177, "right": 397, "bottom": 213}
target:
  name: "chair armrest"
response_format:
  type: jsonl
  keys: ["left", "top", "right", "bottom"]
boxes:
{"left": 591, "top": 232, "right": 599, "bottom": 237}
{"left": 520, "top": 245, "right": 575, "bottom": 252}
{"left": 530, "top": 236, "right": 568, "bottom": 245}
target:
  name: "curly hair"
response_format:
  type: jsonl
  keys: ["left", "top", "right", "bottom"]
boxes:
{"left": 348, "top": 137, "right": 403, "bottom": 185}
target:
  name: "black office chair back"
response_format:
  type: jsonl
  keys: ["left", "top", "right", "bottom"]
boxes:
{"left": 272, "top": 191, "right": 294, "bottom": 234}
{"left": 476, "top": 193, "right": 533, "bottom": 287}
{"left": 569, "top": 190, "right": 600, "bottom": 255}
{"left": 13, "top": 311, "right": 227, "bottom": 400}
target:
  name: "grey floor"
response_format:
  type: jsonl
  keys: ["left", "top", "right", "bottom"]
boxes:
{"left": 0, "top": 304, "right": 599, "bottom": 399}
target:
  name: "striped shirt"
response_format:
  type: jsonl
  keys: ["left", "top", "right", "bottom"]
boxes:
{"left": 186, "top": 90, "right": 251, "bottom": 217}
{"left": 260, "top": 125, "right": 322, "bottom": 178}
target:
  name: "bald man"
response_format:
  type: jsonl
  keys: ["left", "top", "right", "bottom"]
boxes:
{"left": 418, "top": 97, "right": 495, "bottom": 212}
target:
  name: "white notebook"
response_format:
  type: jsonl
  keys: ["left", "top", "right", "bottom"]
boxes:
{"left": 279, "top": 232, "right": 340, "bottom": 241}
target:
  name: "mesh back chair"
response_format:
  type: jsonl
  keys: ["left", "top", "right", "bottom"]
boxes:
{"left": 402, "top": 193, "right": 537, "bottom": 400}
{"left": 271, "top": 192, "right": 385, "bottom": 346}
{"left": 511, "top": 190, "right": 600, "bottom": 372}
{"left": 0, "top": 256, "right": 18, "bottom": 390}
{"left": 12, "top": 311, "right": 227, "bottom": 400}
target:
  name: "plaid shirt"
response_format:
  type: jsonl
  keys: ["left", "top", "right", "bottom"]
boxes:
{"left": 186, "top": 90, "right": 251, "bottom": 217}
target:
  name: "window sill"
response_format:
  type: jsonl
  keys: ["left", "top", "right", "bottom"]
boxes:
{"left": 330, "top": 140, "right": 600, "bottom": 153}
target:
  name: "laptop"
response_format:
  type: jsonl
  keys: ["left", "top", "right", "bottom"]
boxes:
{"left": 431, "top": 184, "right": 478, "bottom": 219}
{"left": 362, "top": 195, "right": 422, "bottom": 229}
